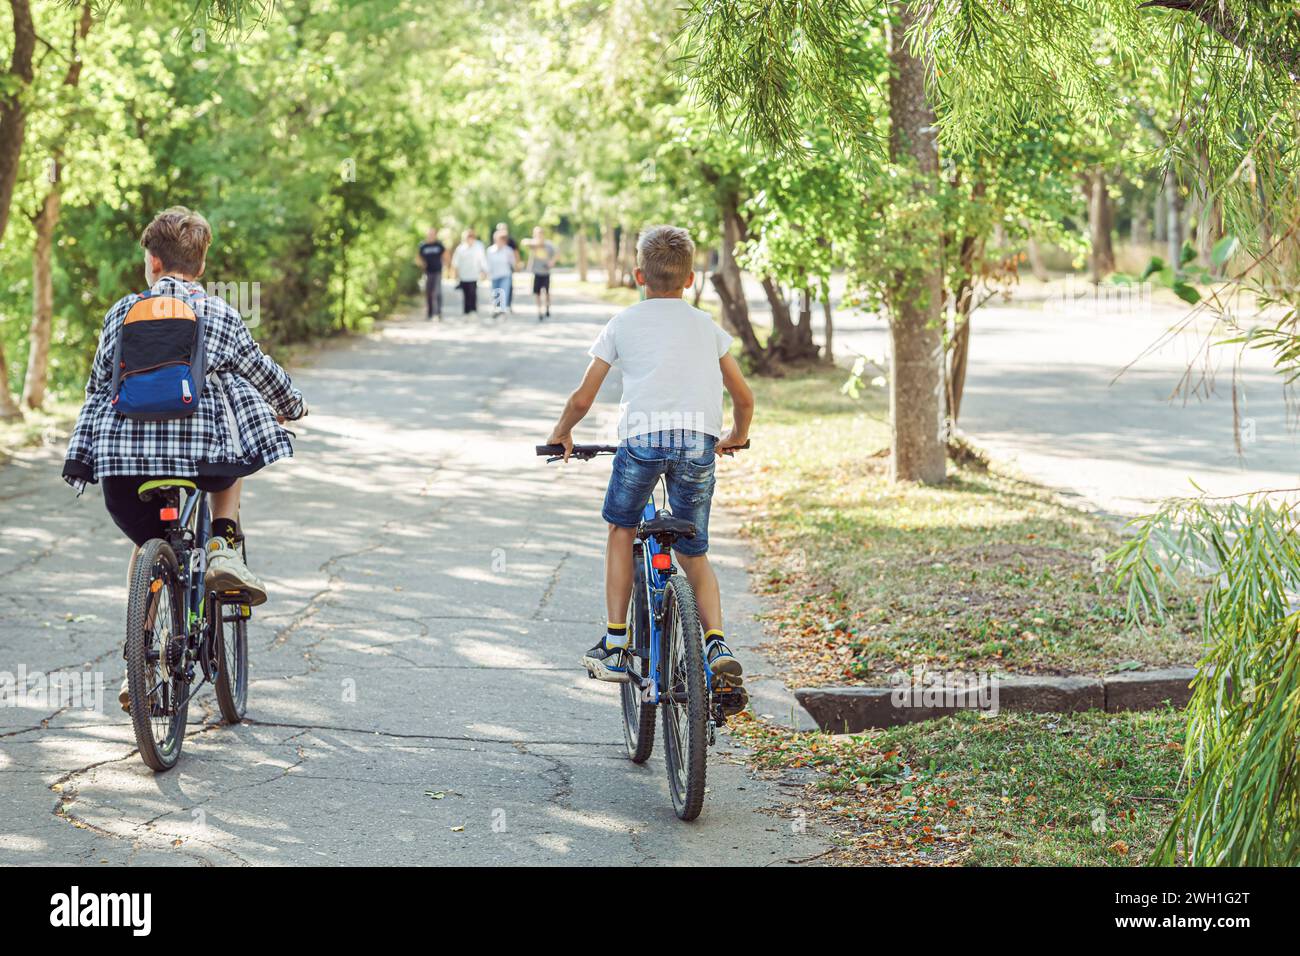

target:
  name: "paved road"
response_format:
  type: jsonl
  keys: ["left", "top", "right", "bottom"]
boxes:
{"left": 722, "top": 274, "right": 1297, "bottom": 515}
{"left": 0, "top": 281, "right": 823, "bottom": 866}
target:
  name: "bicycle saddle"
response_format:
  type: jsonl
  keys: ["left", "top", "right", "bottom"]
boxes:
{"left": 137, "top": 478, "right": 197, "bottom": 501}
{"left": 638, "top": 513, "right": 697, "bottom": 540}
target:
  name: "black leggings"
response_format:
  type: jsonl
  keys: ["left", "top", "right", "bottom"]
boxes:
{"left": 102, "top": 475, "right": 237, "bottom": 547}
{"left": 459, "top": 280, "right": 477, "bottom": 314}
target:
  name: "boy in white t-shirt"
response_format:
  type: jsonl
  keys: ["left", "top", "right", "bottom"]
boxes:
{"left": 545, "top": 225, "right": 754, "bottom": 705}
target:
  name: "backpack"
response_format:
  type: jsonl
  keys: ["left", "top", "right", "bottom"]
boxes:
{"left": 110, "top": 287, "right": 207, "bottom": 421}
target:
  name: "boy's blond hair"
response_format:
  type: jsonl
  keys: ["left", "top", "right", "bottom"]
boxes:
{"left": 636, "top": 225, "right": 695, "bottom": 293}
{"left": 140, "top": 206, "right": 212, "bottom": 276}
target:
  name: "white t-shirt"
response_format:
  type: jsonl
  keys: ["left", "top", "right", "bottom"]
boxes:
{"left": 486, "top": 244, "right": 517, "bottom": 278}
{"left": 589, "top": 298, "right": 733, "bottom": 441}
{"left": 451, "top": 241, "right": 487, "bottom": 281}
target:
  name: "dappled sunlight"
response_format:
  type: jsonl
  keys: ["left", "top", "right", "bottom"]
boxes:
{"left": 450, "top": 638, "right": 551, "bottom": 670}
{"left": 2, "top": 283, "right": 816, "bottom": 865}
{"left": 544, "top": 805, "right": 647, "bottom": 834}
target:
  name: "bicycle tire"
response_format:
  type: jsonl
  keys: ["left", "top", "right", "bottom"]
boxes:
{"left": 212, "top": 607, "right": 248, "bottom": 723}
{"left": 211, "top": 521, "right": 250, "bottom": 723}
{"left": 660, "top": 575, "right": 708, "bottom": 821}
{"left": 620, "top": 548, "right": 656, "bottom": 763}
{"left": 126, "top": 539, "right": 189, "bottom": 772}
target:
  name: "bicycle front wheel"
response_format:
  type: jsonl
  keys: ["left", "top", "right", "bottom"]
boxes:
{"left": 212, "top": 530, "right": 250, "bottom": 723}
{"left": 212, "top": 606, "right": 248, "bottom": 723}
{"left": 125, "top": 539, "right": 189, "bottom": 772}
{"left": 620, "top": 548, "right": 655, "bottom": 763}
{"left": 660, "top": 575, "right": 708, "bottom": 821}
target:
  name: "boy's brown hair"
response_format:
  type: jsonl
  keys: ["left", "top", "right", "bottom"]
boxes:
{"left": 636, "top": 225, "right": 695, "bottom": 293}
{"left": 140, "top": 206, "right": 212, "bottom": 276}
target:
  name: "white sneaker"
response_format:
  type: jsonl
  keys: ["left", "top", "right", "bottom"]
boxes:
{"left": 205, "top": 537, "right": 268, "bottom": 606}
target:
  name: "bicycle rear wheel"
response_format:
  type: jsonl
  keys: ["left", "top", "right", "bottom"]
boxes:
{"left": 620, "top": 547, "right": 656, "bottom": 763}
{"left": 125, "top": 539, "right": 189, "bottom": 772}
{"left": 660, "top": 575, "right": 708, "bottom": 821}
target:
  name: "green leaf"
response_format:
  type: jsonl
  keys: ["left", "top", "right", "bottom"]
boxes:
{"left": 1172, "top": 281, "right": 1201, "bottom": 305}
{"left": 1210, "top": 236, "right": 1239, "bottom": 270}
{"left": 1140, "top": 256, "right": 1166, "bottom": 281}
{"left": 1180, "top": 241, "right": 1197, "bottom": 266}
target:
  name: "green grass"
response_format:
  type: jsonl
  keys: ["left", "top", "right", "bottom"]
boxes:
{"left": 733, "top": 708, "right": 1186, "bottom": 865}
{"left": 722, "top": 366, "right": 1202, "bottom": 685}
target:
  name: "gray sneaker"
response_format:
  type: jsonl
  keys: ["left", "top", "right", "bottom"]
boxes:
{"left": 205, "top": 537, "right": 268, "bottom": 606}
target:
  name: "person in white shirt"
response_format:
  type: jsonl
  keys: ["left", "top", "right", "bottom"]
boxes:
{"left": 544, "top": 225, "right": 754, "bottom": 714}
{"left": 485, "top": 229, "right": 518, "bottom": 315}
{"left": 451, "top": 229, "right": 488, "bottom": 315}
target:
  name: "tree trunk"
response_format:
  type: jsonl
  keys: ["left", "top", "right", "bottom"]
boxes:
{"left": 22, "top": 187, "right": 60, "bottom": 410}
{"left": 576, "top": 230, "right": 589, "bottom": 282}
{"left": 1131, "top": 200, "right": 1150, "bottom": 246}
{"left": 692, "top": 270, "right": 706, "bottom": 307}
{"left": 821, "top": 297, "right": 834, "bottom": 364}
{"left": 19, "top": 4, "right": 89, "bottom": 412}
{"left": 797, "top": 287, "right": 813, "bottom": 348}
{"left": 0, "top": 0, "right": 36, "bottom": 421}
{"left": 602, "top": 221, "right": 618, "bottom": 287}
{"left": 1025, "top": 234, "right": 1049, "bottom": 281}
{"left": 886, "top": 4, "right": 946, "bottom": 484}
{"left": 1165, "top": 165, "right": 1184, "bottom": 275}
{"left": 1089, "top": 168, "right": 1115, "bottom": 282}
{"left": 761, "top": 276, "right": 800, "bottom": 359}
{"left": 1153, "top": 189, "right": 1168, "bottom": 243}
{"left": 615, "top": 225, "right": 639, "bottom": 288}
{"left": 947, "top": 230, "right": 982, "bottom": 424}
{"left": 1194, "top": 150, "right": 1224, "bottom": 275}
{"left": 0, "top": 0, "right": 35, "bottom": 243}
{"left": 712, "top": 195, "right": 767, "bottom": 370}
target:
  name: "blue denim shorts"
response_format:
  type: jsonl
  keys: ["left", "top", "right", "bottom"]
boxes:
{"left": 602, "top": 430, "right": 716, "bottom": 556}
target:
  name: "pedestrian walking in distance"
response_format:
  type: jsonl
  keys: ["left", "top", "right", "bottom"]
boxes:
{"left": 451, "top": 229, "right": 488, "bottom": 316}
{"left": 486, "top": 229, "right": 518, "bottom": 316}
{"left": 525, "top": 226, "right": 556, "bottom": 321}
{"left": 418, "top": 227, "right": 446, "bottom": 320}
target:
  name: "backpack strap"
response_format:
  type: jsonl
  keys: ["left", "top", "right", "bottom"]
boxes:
{"left": 109, "top": 290, "right": 150, "bottom": 400}
{"left": 187, "top": 289, "right": 208, "bottom": 380}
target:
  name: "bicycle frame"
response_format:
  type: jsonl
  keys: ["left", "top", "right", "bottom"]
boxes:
{"left": 166, "top": 485, "right": 211, "bottom": 633}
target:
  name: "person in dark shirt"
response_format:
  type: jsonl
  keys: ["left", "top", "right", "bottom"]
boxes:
{"left": 418, "top": 227, "right": 447, "bottom": 320}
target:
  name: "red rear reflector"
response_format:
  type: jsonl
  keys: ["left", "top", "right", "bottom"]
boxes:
{"left": 651, "top": 553, "right": 672, "bottom": 570}
{"left": 159, "top": 507, "right": 179, "bottom": 521}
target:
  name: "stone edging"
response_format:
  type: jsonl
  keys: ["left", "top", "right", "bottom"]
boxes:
{"left": 793, "top": 667, "right": 1198, "bottom": 733}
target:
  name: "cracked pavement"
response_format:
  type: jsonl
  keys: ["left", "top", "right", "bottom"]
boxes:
{"left": 0, "top": 279, "right": 825, "bottom": 866}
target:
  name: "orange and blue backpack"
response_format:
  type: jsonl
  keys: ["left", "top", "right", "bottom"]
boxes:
{"left": 110, "top": 287, "right": 207, "bottom": 420}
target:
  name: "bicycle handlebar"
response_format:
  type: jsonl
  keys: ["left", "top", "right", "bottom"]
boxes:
{"left": 535, "top": 444, "right": 618, "bottom": 461}
{"left": 536, "top": 440, "right": 749, "bottom": 462}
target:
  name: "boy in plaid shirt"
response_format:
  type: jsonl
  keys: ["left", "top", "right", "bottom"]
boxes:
{"left": 63, "top": 208, "right": 307, "bottom": 706}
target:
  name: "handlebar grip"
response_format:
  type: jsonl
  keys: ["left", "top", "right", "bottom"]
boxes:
{"left": 536, "top": 444, "right": 565, "bottom": 456}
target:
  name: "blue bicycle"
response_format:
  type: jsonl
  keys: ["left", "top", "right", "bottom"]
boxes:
{"left": 537, "top": 442, "right": 747, "bottom": 820}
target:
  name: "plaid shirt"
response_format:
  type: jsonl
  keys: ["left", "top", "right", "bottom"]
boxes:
{"left": 63, "top": 276, "right": 305, "bottom": 493}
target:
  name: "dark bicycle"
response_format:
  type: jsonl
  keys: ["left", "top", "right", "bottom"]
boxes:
{"left": 124, "top": 479, "right": 252, "bottom": 771}
{"left": 537, "top": 441, "right": 748, "bottom": 820}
